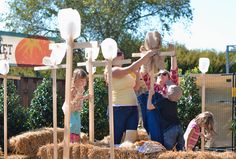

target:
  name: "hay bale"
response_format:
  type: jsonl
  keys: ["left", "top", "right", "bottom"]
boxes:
{"left": 38, "top": 143, "right": 71, "bottom": 159}
{"left": 158, "top": 151, "right": 236, "bottom": 159}
{"left": 9, "top": 127, "right": 64, "bottom": 156}
{"left": 87, "top": 144, "right": 109, "bottom": 159}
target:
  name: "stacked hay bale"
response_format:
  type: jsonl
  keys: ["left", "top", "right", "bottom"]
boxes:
{"left": 38, "top": 143, "right": 236, "bottom": 159}
{"left": 158, "top": 151, "right": 236, "bottom": 159}
{"left": 9, "top": 127, "right": 64, "bottom": 156}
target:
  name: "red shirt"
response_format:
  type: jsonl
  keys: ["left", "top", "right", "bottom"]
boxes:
{"left": 142, "top": 68, "right": 179, "bottom": 96}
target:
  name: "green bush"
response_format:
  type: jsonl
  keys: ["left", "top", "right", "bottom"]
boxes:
{"left": 0, "top": 80, "right": 29, "bottom": 149}
{"left": 81, "top": 78, "right": 109, "bottom": 140}
{"left": 27, "top": 78, "right": 64, "bottom": 129}
{"left": 178, "top": 73, "right": 201, "bottom": 130}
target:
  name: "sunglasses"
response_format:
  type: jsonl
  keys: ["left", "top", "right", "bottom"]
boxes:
{"left": 157, "top": 72, "right": 168, "bottom": 77}
{"left": 117, "top": 51, "right": 124, "bottom": 56}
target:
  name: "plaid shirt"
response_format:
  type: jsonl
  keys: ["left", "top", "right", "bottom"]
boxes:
{"left": 142, "top": 68, "right": 178, "bottom": 97}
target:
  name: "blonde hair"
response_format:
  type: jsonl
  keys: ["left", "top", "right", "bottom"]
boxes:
{"left": 195, "top": 111, "right": 216, "bottom": 136}
{"left": 71, "top": 68, "right": 87, "bottom": 88}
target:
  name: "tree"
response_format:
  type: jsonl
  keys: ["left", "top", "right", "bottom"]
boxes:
{"left": 2, "top": 0, "right": 192, "bottom": 41}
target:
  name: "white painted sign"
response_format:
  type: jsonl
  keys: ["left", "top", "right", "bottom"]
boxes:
{"left": 0, "top": 31, "right": 55, "bottom": 66}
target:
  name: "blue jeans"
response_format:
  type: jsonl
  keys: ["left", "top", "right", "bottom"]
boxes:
{"left": 163, "top": 124, "right": 184, "bottom": 150}
{"left": 138, "top": 92, "right": 163, "bottom": 143}
{"left": 147, "top": 109, "right": 163, "bottom": 143}
{"left": 113, "top": 106, "right": 139, "bottom": 144}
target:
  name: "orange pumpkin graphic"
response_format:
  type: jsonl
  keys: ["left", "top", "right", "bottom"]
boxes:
{"left": 15, "top": 36, "right": 52, "bottom": 66}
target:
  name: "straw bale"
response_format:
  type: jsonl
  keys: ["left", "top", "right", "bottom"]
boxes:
{"left": 115, "top": 148, "right": 139, "bottom": 159}
{"left": 38, "top": 142, "right": 71, "bottom": 159}
{"left": 87, "top": 144, "right": 109, "bottom": 159}
{"left": 37, "top": 141, "right": 236, "bottom": 159}
{"left": 9, "top": 127, "right": 64, "bottom": 156}
{"left": 0, "top": 154, "right": 33, "bottom": 159}
{"left": 71, "top": 144, "right": 80, "bottom": 159}
{"left": 157, "top": 151, "right": 236, "bottom": 159}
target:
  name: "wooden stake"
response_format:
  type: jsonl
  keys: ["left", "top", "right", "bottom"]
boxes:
{"left": 201, "top": 73, "right": 206, "bottom": 151}
{"left": 107, "top": 59, "right": 114, "bottom": 159}
{"left": 1, "top": 74, "right": 20, "bottom": 159}
{"left": 52, "top": 69, "right": 58, "bottom": 159}
{"left": 3, "top": 75, "right": 7, "bottom": 159}
{"left": 63, "top": 37, "right": 73, "bottom": 159}
{"left": 88, "top": 50, "right": 94, "bottom": 143}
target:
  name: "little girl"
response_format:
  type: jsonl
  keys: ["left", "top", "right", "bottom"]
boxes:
{"left": 184, "top": 111, "right": 216, "bottom": 151}
{"left": 63, "top": 68, "right": 89, "bottom": 143}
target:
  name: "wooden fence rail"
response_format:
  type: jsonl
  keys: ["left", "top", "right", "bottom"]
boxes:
{"left": 0, "top": 77, "right": 65, "bottom": 107}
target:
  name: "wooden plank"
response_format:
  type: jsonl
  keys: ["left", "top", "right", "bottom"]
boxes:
{"left": 132, "top": 51, "right": 175, "bottom": 57}
{"left": 50, "top": 41, "right": 99, "bottom": 50}
{"left": 0, "top": 75, "right": 20, "bottom": 80}
{"left": 34, "top": 64, "right": 66, "bottom": 71}
{"left": 77, "top": 59, "right": 131, "bottom": 67}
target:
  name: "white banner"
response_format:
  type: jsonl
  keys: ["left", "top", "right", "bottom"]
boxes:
{"left": 0, "top": 31, "right": 55, "bottom": 66}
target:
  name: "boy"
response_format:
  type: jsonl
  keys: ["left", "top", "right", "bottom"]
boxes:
{"left": 150, "top": 84, "right": 184, "bottom": 150}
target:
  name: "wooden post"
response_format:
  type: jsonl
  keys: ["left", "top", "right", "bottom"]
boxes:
{"left": 107, "top": 59, "right": 114, "bottom": 159}
{"left": 63, "top": 37, "right": 74, "bottom": 159}
{"left": 0, "top": 75, "right": 20, "bottom": 159}
{"left": 52, "top": 69, "right": 58, "bottom": 159}
{"left": 88, "top": 51, "right": 94, "bottom": 143}
{"left": 34, "top": 61, "right": 67, "bottom": 159}
{"left": 77, "top": 58, "right": 131, "bottom": 159}
{"left": 3, "top": 75, "right": 7, "bottom": 159}
{"left": 201, "top": 73, "right": 206, "bottom": 151}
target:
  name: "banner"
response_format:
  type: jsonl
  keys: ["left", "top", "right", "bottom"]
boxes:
{"left": 0, "top": 31, "right": 56, "bottom": 66}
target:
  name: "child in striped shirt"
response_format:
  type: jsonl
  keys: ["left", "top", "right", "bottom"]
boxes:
{"left": 184, "top": 111, "right": 216, "bottom": 151}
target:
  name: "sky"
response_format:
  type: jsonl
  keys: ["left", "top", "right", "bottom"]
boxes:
{"left": 165, "top": 0, "right": 236, "bottom": 52}
{"left": 1, "top": 0, "right": 236, "bottom": 52}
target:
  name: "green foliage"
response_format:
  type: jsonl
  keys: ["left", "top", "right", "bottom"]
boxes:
{"left": 178, "top": 73, "right": 201, "bottom": 130}
{"left": 27, "top": 78, "right": 64, "bottom": 129}
{"left": 3, "top": 0, "right": 192, "bottom": 40}
{"left": 81, "top": 78, "right": 109, "bottom": 140}
{"left": 0, "top": 80, "right": 29, "bottom": 148}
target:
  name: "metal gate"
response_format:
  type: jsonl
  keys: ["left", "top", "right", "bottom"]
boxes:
{"left": 194, "top": 74, "right": 234, "bottom": 149}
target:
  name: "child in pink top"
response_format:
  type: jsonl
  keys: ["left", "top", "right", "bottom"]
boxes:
{"left": 184, "top": 111, "right": 216, "bottom": 150}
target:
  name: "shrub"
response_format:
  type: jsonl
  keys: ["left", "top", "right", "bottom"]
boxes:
{"left": 0, "top": 80, "right": 29, "bottom": 149}
{"left": 27, "top": 78, "right": 64, "bottom": 129}
{"left": 81, "top": 78, "right": 109, "bottom": 140}
{"left": 178, "top": 73, "right": 201, "bottom": 130}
